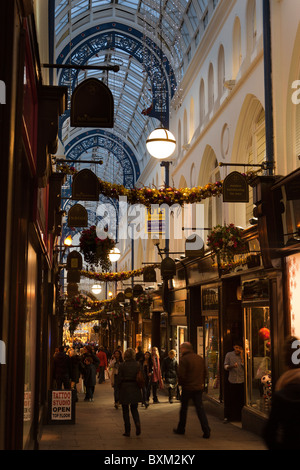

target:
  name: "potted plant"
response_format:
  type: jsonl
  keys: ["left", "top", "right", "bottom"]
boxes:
{"left": 79, "top": 225, "right": 116, "bottom": 270}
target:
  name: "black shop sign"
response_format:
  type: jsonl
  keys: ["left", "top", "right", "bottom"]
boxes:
{"left": 223, "top": 171, "right": 249, "bottom": 203}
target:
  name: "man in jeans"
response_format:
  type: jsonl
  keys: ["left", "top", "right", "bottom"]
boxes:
{"left": 173, "top": 342, "right": 210, "bottom": 439}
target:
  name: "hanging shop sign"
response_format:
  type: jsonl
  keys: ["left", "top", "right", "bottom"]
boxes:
{"left": 161, "top": 257, "right": 176, "bottom": 280}
{"left": 48, "top": 390, "right": 76, "bottom": 424}
{"left": 68, "top": 204, "right": 88, "bottom": 227}
{"left": 185, "top": 233, "right": 204, "bottom": 258}
{"left": 143, "top": 266, "right": 157, "bottom": 282}
{"left": 72, "top": 169, "right": 100, "bottom": 201}
{"left": 124, "top": 288, "right": 133, "bottom": 299}
{"left": 67, "top": 251, "right": 83, "bottom": 270}
{"left": 222, "top": 171, "right": 249, "bottom": 203}
{"left": 67, "top": 283, "right": 79, "bottom": 298}
{"left": 116, "top": 292, "right": 125, "bottom": 302}
{"left": 70, "top": 78, "right": 114, "bottom": 128}
{"left": 133, "top": 284, "right": 144, "bottom": 297}
{"left": 67, "top": 270, "right": 80, "bottom": 283}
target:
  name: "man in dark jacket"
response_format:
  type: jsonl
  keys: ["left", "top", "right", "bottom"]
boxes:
{"left": 173, "top": 342, "right": 210, "bottom": 439}
{"left": 53, "top": 346, "right": 71, "bottom": 390}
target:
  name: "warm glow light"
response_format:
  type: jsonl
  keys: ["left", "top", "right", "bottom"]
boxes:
{"left": 146, "top": 127, "right": 176, "bottom": 159}
{"left": 64, "top": 235, "right": 73, "bottom": 247}
{"left": 92, "top": 284, "right": 102, "bottom": 295}
{"left": 108, "top": 290, "right": 113, "bottom": 298}
{"left": 109, "top": 247, "right": 121, "bottom": 262}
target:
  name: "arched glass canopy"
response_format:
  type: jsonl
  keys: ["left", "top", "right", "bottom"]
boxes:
{"left": 53, "top": 0, "right": 217, "bottom": 246}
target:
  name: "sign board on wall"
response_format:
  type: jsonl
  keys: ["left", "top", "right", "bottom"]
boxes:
{"left": 222, "top": 171, "right": 249, "bottom": 203}
{"left": 48, "top": 390, "right": 76, "bottom": 424}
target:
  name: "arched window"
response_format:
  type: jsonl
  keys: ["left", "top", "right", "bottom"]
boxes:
{"left": 233, "top": 16, "right": 242, "bottom": 79}
{"left": 230, "top": 97, "right": 266, "bottom": 229}
{"left": 218, "top": 45, "right": 225, "bottom": 98}
{"left": 183, "top": 109, "right": 188, "bottom": 145}
{"left": 200, "top": 79, "right": 205, "bottom": 125}
{"left": 190, "top": 97, "right": 195, "bottom": 141}
{"left": 208, "top": 63, "right": 214, "bottom": 112}
{"left": 198, "top": 147, "right": 222, "bottom": 243}
{"left": 177, "top": 119, "right": 182, "bottom": 157}
{"left": 246, "top": 0, "right": 257, "bottom": 54}
{"left": 245, "top": 107, "right": 266, "bottom": 225}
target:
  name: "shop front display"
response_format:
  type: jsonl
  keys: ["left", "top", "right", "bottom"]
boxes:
{"left": 286, "top": 252, "right": 300, "bottom": 337}
{"left": 242, "top": 278, "right": 272, "bottom": 416}
{"left": 201, "top": 284, "right": 221, "bottom": 401}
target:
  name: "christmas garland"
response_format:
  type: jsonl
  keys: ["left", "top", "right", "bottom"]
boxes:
{"left": 57, "top": 162, "right": 222, "bottom": 207}
{"left": 80, "top": 265, "right": 156, "bottom": 282}
{"left": 57, "top": 162, "right": 261, "bottom": 208}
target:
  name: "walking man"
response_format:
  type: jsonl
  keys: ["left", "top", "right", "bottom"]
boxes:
{"left": 173, "top": 342, "right": 210, "bottom": 439}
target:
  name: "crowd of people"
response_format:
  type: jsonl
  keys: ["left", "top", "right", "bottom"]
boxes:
{"left": 52, "top": 343, "right": 181, "bottom": 407}
{"left": 52, "top": 337, "right": 300, "bottom": 447}
{"left": 52, "top": 341, "right": 211, "bottom": 439}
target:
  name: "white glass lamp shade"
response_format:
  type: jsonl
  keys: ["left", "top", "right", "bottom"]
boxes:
{"left": 146, "top": 128, "right": 176, "bottom": 159}
{"left": 92, "top": 284, "right": 102, "bottom": 295}
{"left": 109, "top": 247, "right": 121, "bottom": 262}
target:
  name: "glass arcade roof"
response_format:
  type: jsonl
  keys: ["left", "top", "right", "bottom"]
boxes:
{"left": 53, "top": 0, "right": 217, "bottom": 238}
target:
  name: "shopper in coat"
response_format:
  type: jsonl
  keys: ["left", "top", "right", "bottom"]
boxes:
{"left": 116, "top": 348, "right": 143, "bottom": 437}
{"left": 96, "top": 346, "right": 108, "bottom": 384}
{"left": 150, "top": 346, "right": 163, "bottom": 403}
{"left": 162, "top": 349, "right": 179, "bottom": 403}
{"left": 108, "top": 349, "right": 123, "bottom": 408}
{"left": 173, "top": 342, "right": 210, "bottom": 439}
{"left": 69, "top": 348, "right": 81, "bottom": 401}
{"left": 81, "top": 355, "right": 97, "bottom": 402}
{"left": 142, "top": 351, "right": 152, "bottom": 406}
{"left": 53, "top": 346, "right": 71, "bottom": 390}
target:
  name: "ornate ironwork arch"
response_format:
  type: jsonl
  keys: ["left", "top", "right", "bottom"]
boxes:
{"left": 65, "top": 129, "right": 140, "bottom": 187}
{"left": 57, "top": 22, "right": 177, "bottom": 128}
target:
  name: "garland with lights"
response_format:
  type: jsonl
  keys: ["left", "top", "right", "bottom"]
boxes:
{"left": 80, "top": 265, "right": 156, "bottom": 282}
{"left": 57, "top": 162, "right": 261, "bottom": 208}
{"left": 57, "top": 162, "right": 222, "bottom": 206}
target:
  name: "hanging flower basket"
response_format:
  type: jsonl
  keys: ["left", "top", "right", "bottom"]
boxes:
{"left": 68, "top": 294, "right": 88, "bottom": 311}
{"left": 79, "top": 225, "right": 116, "bottom": 270}
{"left": 137, "top": 293, "right": 152, "bottom": 318}
{"left": 207, "top": 224, "right": 248, "bottom": 266}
